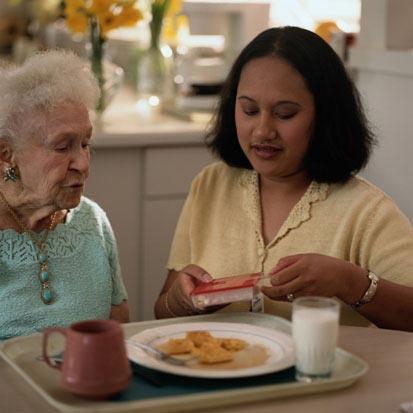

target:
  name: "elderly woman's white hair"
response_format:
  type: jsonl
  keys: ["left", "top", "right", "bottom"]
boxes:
{"left": 0, "top": 49, "right": 99, "bottom": 143}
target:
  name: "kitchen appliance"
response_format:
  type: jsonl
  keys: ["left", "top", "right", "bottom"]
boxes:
{"left": 172, "top": 0, "right": 271, "bottom": 114}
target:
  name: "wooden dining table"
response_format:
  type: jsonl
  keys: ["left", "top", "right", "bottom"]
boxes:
{"left": 1, "top": 324, "right": 412, "bottom": 413}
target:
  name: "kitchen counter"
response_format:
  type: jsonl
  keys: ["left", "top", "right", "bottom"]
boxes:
{"left": 92, "top": 89, "right": 211, "bottom": 147}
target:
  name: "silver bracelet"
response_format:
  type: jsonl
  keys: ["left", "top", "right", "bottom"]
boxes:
{"left": 351, "top": 271, "right": 379, "bottom": 309}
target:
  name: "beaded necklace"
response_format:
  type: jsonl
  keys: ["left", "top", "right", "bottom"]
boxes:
{"left": 0, "top": 191, "right": 57, "bottom": 304}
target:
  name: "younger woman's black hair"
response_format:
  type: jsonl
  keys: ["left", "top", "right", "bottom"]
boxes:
{"left": 206, "top": 26, "right": 375, "bottom": 183}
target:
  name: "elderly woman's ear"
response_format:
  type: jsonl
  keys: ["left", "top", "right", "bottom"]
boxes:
{"left": 0, "top": 139, "right": 13, "bottom": 163}
{"left": 0, "top": 140, "right": 19, "bottom": 181}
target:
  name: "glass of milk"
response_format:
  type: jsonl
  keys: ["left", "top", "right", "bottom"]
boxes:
{"left": 292, "top": 297, "right": 340, "bottom": 382}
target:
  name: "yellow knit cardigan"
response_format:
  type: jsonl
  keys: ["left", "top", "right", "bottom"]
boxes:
{"left": 167, "top": 162, "right": 413, "bottom": 326}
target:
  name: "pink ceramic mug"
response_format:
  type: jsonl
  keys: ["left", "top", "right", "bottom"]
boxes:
{"left": 43, "top": 319, "right": 132, "bottom": 399}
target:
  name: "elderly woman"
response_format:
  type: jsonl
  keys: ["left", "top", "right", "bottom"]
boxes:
{"left": 155, "top": 27, "right": 413, "bottom": 331}
{"left": 0, "top": 50, "right": 128, "bottom": 340}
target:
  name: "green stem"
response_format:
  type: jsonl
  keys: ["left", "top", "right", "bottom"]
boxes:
{"left": 149, "top": 18, "right": 162, "bottom": 50}
{"left": 90, "top": 19, "right": 105, "bottom": 113}
{"left": 150, "top": 0, "right": 172, "bottom": 50}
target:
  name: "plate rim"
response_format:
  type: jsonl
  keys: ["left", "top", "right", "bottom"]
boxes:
{"left": 126, "top": 321, "right": 295, "bottom": 379}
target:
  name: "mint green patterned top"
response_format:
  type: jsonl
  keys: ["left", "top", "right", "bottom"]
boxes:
{"left": 0, "top": 197, "right": 127, "bottom": 340}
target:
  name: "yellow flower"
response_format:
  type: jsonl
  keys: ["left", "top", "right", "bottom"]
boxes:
{"left": 166, "top": 0, "right": 181, "bottom": 17}
{"left": 65, "top": 0, "right": 88, "bottom": 18}
{"left": 65, "top": 0, "right": 142, "bottom": 36}
{"left": 116, "top": 5, "right": 143, "bottom": 27}
{"left": 65, "top": 0, "right": 86, "bottom": 10}
{"left": 65, "top": 12, "right": 88, "bottom": 33}
{"left": 162, "top": 16, "right": 175, "bottom": 43}
{"left": 89, "top": 0, "right": 114, "bottom": 15}
{"left": 97, "top": 4, "right": 142, "bottom": 35}
{"left": 97, "top": 10, "right": 117, "bottom": 35}
{"left": 162, "top": 13, "right": 187, "bottom": 46}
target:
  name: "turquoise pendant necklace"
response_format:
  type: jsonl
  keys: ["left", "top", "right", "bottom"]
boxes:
{"left": 31, "top": 222, "right": 57, "bottom": 304}
{"left": 0, "top": 191, "right": 57, "bottom": 304}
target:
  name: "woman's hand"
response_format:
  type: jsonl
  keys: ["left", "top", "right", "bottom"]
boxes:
{"left": 261, "top": 253, "right": 369, "bottom": 303}
{"left": 164, "top": 265, "right": 213, "bottom": 316}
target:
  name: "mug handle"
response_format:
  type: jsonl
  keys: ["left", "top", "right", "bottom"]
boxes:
{"left": 42, "top": 327, "right": 67, "bottom": 370}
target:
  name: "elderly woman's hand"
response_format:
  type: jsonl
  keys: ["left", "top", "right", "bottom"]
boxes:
{"left": 261, "top": 253, "right": 369, "bottom": 303}
{"left": 165, "top": 265, "right": 213, "bottom": 316}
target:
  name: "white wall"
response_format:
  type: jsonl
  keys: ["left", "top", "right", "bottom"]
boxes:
{"left": 349, "top": 0, "right": 413, "bottom": 222}
{"left": 269, "top": 0, "right": 360, "bottom": 31}
{"left": 351, "top": 49, "right": 413, "bottom": 221}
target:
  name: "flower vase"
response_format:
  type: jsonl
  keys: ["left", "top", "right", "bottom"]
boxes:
{"left": 136, "top": 35, "right": 173, "bottom": 113}
{"left": 88, "top": 20, "right": 124, "bottom": 116}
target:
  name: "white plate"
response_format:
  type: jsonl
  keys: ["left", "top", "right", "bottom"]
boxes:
{"left": 126, "top": 322, "right": 294, "bottom": 379}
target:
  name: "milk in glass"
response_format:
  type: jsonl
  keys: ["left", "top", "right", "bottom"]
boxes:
{"left": 292, "top": 297, "right": 339, "bottom": 381}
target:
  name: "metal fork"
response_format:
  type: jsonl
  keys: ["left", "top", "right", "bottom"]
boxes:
{"left": 125, "top": 340, "right": 192, "bottom": 366}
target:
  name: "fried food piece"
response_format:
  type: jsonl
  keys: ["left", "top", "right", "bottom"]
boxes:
{"left": 220, "top": 338, "right": 247, "bottom": 352}
{"left": 186, "top": 331, "right": 215, "bottom": 347}
{"left": 195, "top": 341, "right": 234, "bottom": 364}
{"left": 162, "top": 338, "right": 194, "bottom": 355}
{"left": 160, "top": 331, "right": 248, "bottom": 364}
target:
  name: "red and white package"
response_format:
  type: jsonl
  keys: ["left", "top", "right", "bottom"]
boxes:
{"left": 191, "top": 273, "right": 262, "bottom": 309}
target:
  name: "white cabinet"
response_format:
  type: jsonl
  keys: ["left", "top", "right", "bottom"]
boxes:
{"left": 358, "top": 0, "right": 413, "bottom": 50}
{"left": 141, "top": 147, "right": 215, "bottom": 319}
{"left": 86, "top": 140, "right": 214, "bottom": 321}
{"left": 141, "top": 198, "right": 186, "bottom": 320}
{"left": 86, "top": 147, "right": 143, "bottom": 321}
{"left": 83, "top": 89, "right": 216, "bottom": 320}
{"left": 144, "top": 146, "right": 213, "bottom": 196}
